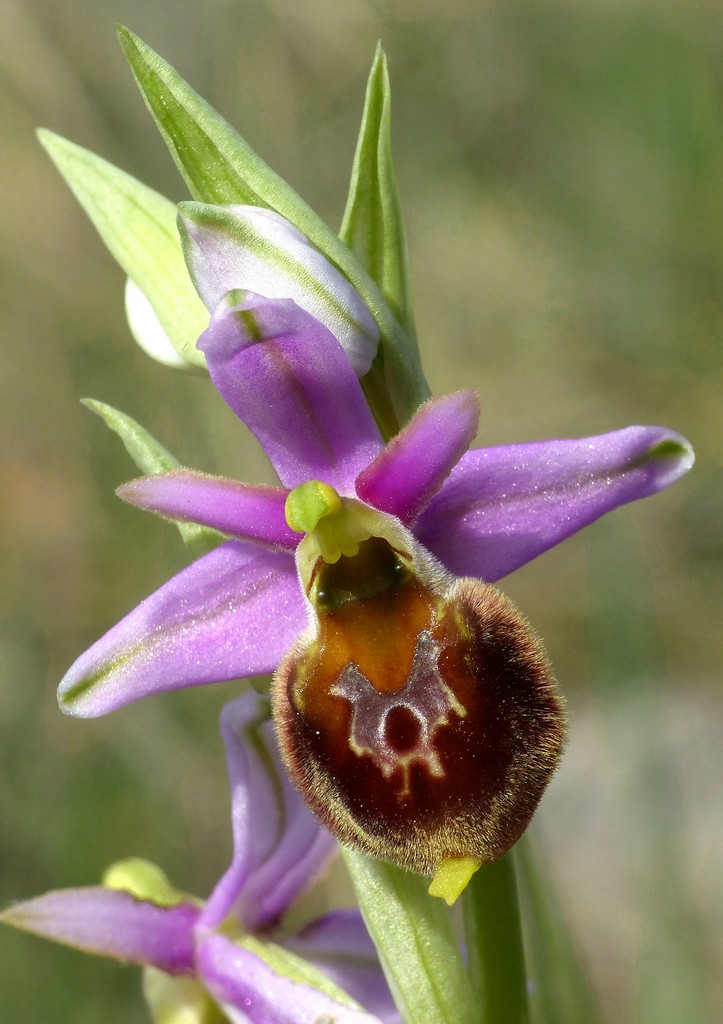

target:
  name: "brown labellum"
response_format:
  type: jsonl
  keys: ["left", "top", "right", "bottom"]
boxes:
{"left": 273, "top": 534, "right": 566, "bottom": 876}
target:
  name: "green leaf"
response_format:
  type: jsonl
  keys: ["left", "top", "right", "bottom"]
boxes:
{"left": 38, "top": 130, "right": 207, "bottom": 370}
{"left": 340, "top": 43, "right": 417, "bottom": 349}
{"left": 341, "top": 849, "right": 475, "bottom": 1024}
{"left": 462, "top": 853, "right": 530, "bottom": 1024}
{"left": 82, "top": 399, "right": 222, "bottom": 559}
{"left": 515, "top": 839, "right": 604, "bottom": 1024}
{"left": 116, "top": 26, "right": 430, "bottom": 432}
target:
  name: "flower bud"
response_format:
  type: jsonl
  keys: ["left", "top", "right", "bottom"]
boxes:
{"left": 274, "top": 484, "right": 566, "bottom": 899}
{"left": 124, "top": 279, "right": 198, "bottom": 370}
{"left": 179, "top": 204, "right": 380, "bottom": 376}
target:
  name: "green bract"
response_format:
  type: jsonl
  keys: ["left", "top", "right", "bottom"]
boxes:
{"left": 82, "top": 399, "right": 222, "bottom": 560}
{"left": 38, "top": 131, "right": 208, "bottom": 370}
{"left": 40, "top": 29, "right": 431, "bottom": 434}
{"left": 116, "top": 25, "right": 429, "bottom": 434}
{"left": 340, "top": 43, "right": 417, "bottom": 352}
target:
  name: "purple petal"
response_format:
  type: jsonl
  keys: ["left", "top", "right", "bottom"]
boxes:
{"left": 416, "top": 426, "right": 695, "bottom": 581}
{"left": 197, "top": 293, "right": 383, "bottom": 492}
{"left": 284, "top": 910, "right": 401, "bottom": 1024}
{"left": 0, "top": 888, "right": 198, "bottom": 975}
{"left": 118, "top": 471, "right": 298, "bottom": 550}
{"left": 58, "top": 541, "right": 305, "bottom": 717}
{"left": 180, "top": 204, "right": 379, "bottom": 376}
{"left": 201, "top": 693, "right": 336, "bottom": 933}
{"left": 355, "top": 391, "right": 479, "bottom": 524}
{"left": 197, "top": 933, "right": 382, "bottom": 1024}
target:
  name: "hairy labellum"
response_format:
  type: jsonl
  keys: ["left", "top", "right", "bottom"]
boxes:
{"left": 274, "top": 484, "right": 566, "bottom": 891}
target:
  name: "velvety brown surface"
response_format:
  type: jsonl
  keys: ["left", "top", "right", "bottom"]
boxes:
{"left": 276, "top": 539, "right": 565, "bottom": 873}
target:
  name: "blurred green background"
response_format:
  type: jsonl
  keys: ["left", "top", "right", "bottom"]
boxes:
{"left": 1, "top": 0, "right": 720, "bottom": 1021}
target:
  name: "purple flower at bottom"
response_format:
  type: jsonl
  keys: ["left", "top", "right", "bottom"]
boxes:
{"left": 1, "top": 692, "right": 400, "bottom": 1024}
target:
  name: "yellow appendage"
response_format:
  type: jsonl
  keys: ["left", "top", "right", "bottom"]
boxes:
{"left": 428, "top": 856, "right": 482, "bottom": 905}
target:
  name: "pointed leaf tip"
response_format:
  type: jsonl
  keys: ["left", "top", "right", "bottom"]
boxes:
{"left": 81, "top": 399, "right": 222, "bottom": 558}
{"left": 37, "top": 128, "right": 207, "bottom": 369}
{"left": 340, "top": 41, "right": 416, "bottom": 346}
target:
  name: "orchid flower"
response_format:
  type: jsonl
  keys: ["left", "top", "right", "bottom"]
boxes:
{"left": 1, "top": 691, "right": 400, "bottom": 1024}
{"left": 58, "top": 211, "right": 694, "bottom": 720}
{"left": 28, "top": 29, "right": 698, "bottom": 1022}
{"left": 55, "top": 206, "right": 694, "bottom": 900}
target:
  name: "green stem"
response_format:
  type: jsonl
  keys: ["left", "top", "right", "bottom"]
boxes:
{"left": 462, "top": 853, "right": 530, "bottom": 1024}
{"left": 342, "top": 849, "right": 475, "bottom": 1024}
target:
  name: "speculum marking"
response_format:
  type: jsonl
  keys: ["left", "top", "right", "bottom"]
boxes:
{"left": 330, "top": 631, "right": 467, "bottom": 796}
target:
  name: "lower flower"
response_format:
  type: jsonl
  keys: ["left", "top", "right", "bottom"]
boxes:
{"left": 1, "top": 693, "right": 400, "bottom": 1024}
